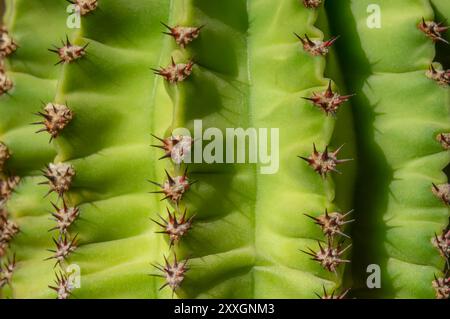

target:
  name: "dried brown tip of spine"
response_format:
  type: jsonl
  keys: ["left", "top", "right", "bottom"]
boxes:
{"left": 301, "top": 239, "right": 351, "bottom": 273}
{"left": 0, "top": 254, "right": 16, "bottom": 288}
{"left": 303, "top": 81, "right": 354, "bottom": 116}
{"left": 426, "top": 65, "right": 450, "bottom": 86}
{"left": 316, "top": 285, "right": 350, "bottom": 299}
{"left": 48, "top": 36, "right": 88, "bottom": 65}
{"left": 68, "top": 0, "right": 98, "bottom": 16}
{"left": 0, "top": 142, "right": 10, "bottom": 172}
{"left": 302, "top": 0, "right": 322, "bottom": 8}
{"left": 49, "top": 200, "right": 80, "bottom": 235}
{"left": 0, "top": 27, "right": 18, "bottom": 57}
{"left": 46, "top": 234, "right": 78, "bottom": 267}
{"left": 418, "top": 18, "right": 449, "bottom": 44}
{"left": 0, "top": 176, "right": 20, "bottom": 202}
{"left": 151, "top": 134, "right": 193, "bottom": 162}
{"left": 305, "top": 209, "right": 354, "bottom": 238}
{"left": 152, "top": 207, "right": 193, "bottom": 246}
{"left": 432, "top": 183, "right": 450, "bottom": 205}
{"left": 295, "top": 33, "right": 339, "bottom": 56}
{"left": 41, "top": 163, "right": 75, "bottom": 198}
{"left": 436, "top": 133, "right": 450, "bottom": 150}
{"left": 149, "top": 169, "right": 193, "bottom": 203}
{"left": 151, "top": 253, "right": 188, "bottom": 294}
{"left": 0, "top": 67, "right": 13, "bottom": 96}
{"left": 299, "top": 144, "right": 352, "bottom": 177}
{"left": 152, "top": 57, "right": 194, "bottom": 83}
{"left": 432, "top": 275, "right": 449, "bottom": 299}
{"left": 33, "top": 103, "right": 74, "bottom": 142}
{"left": 49, "top": 271, "right": 73, "bottom": 299}
{"left": 161, "top": 22, "right": 203, "bottom": 48}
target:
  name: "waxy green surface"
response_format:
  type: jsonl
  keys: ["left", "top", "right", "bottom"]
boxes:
{"left": 1, "top": 0, "right": 448, "bottom": 299}
{"left": 328, "top": 0, "right": 449, "bottom": 298}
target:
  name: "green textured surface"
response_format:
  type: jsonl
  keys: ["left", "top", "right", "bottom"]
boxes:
{"left": 327, "top": 0, "right": 450, "bottom": 298}
{"left": 1, "top": 0, "right": 448, "bottom": 299}
{"left": 158, "top": 0, "right": 355, "bottom": 298}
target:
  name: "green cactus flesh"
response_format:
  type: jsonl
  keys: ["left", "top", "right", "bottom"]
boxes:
{"left": 0, "top": 0, "right": 448, "bottom": 299}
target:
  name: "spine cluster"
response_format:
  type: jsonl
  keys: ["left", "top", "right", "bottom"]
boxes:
{"left": 0, "top": 24, "right": 18, "bottom": 296}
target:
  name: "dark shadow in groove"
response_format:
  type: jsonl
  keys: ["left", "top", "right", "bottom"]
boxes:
{"left": 325, "top": 0, "right": 394, "bottom": 298}
{"left": 430, "top": 3, "right": 450, "bottom": 70}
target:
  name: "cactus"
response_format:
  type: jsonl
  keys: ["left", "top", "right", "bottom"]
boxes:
{"left": 0, "top": 0, "right": 448, "bottom": 300}
{"left": 327, "top": 0, "right": 450, "bottom": 298}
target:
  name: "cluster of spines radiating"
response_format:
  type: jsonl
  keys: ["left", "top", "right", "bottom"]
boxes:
{"left": 418, "top": 16, "right": 450, "bottom": 300}
{"left": 0, "top": 24, "right": 19, "bottom": 296}
{"left": 299, "top": 1, "right": 354, "bottom": 299}
{"left": 148, "top": 22, "right": 203, "bottom": 297}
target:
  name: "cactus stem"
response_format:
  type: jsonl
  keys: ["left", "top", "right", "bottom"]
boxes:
{"left": 418, "top": 18, "right": 449, "bottom": 44}
{"left": 161, "top": 22, "right": 203, "bottom": 48}
{"left": 299, "top": 144, "right": 352, "bottom": 177}
{"left": 151, "top": 207, "right": 193, "bottom": 247}
{"left": 295, "top": 33, "right": 339, "bottom": 56}
{"left": 303, "top": 81, "right": 354, "bottom": 116}
{"left": 432, "top": 183, "right": 450, "bottom": 205}
{"left": 0, "top": 26, "right": 18, "bottom": 58}
{"left": 304, "top": 209, "right": 354, "bottom": 238}
{"left": 32, "top": 103, "right": 74, "bottom": 142}
{"left": 152, "top": 57, "right": 194, "bottom": 84}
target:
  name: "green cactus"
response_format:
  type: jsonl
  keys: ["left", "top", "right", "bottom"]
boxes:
{"left": 327, "top": 0, "right": 450, "bottom": 298}
{"left": 0, "top": 0, "right": 448, "bottom": 300}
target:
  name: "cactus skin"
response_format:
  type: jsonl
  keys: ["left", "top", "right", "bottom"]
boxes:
{"left": 0, "top": 0, "right": 70, "bottom": 299}
{"left": 0, "top": 0, "right": 174, "bottom": 299}
{"left": 153, "top": 0, "right": 355, "bottom": 298}
{"left": 327, "top": 0, "right": 450, "bottom": 298}
{"left": 1, "top": 0, "right": 448, "bottom": 300}
{"left": 2, "top": 0, "right": 356, "bottom": 299}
